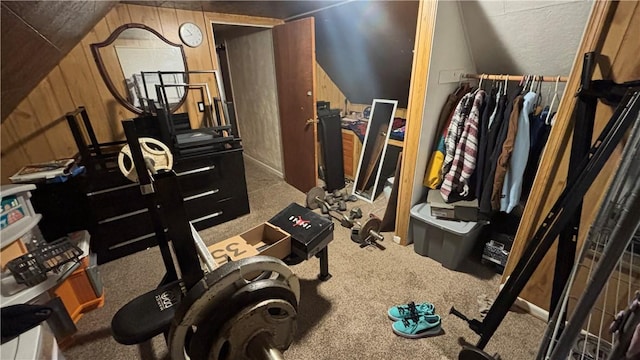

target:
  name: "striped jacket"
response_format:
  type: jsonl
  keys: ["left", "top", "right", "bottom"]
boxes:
{"left": 441, "top": 90, "right": 485, "bottom": 202}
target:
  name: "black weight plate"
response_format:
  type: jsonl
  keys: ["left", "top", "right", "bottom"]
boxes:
{"left": 188, "top": 279, "right": 298, "bottom": 359}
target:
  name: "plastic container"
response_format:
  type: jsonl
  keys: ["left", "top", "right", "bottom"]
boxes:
{"left": 383, "top": 177, "right": 395, "bottom": 199}
{"left": 410, "top": 203, "right": 483, "bottom": 270}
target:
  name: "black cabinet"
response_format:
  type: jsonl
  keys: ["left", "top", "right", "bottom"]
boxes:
{"left": 32, "top": 148, "right": 250, "bottom": 264}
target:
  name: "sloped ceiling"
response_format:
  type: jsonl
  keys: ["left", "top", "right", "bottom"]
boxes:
{"left": 460, "top": 0, "right": 593, "bottom": 77}
{"left": 314, "top": 1, "right": 419, "bottom": 108}
{"left": 1, "top": 1, "right": 117, "bottom": 120}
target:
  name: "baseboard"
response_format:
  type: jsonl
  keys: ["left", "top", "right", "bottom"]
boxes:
{"left": 499, "top": 281, "right": 550, "bottom": 322}
{"left": 243, "top": 153, "right": 284, "bottom": 178}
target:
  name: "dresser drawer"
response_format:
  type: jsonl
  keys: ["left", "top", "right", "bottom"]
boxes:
{"left": 86, "top": 183, "right": 146, "bottom": 221}
{"left": 92, "top": 208, "right": 155, "bottom": 249}
{"left": 175, "top": 150, "right": 245, "bottom": 197}
{"left": 176, "top": 165, "right": 224, "bottom": 198}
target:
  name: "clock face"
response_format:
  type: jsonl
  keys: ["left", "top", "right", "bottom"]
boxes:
{"left": 179, "top": 22, "right": 203, "bottom": 48}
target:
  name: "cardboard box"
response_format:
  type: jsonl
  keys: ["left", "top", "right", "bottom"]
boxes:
{"left": 207, "top": 222, "right": 291, "bottom": 266}
{"left": 427, "top": 189, "right": 478, "bottom": 222}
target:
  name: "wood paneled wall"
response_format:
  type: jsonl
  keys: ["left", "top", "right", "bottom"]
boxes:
{"left": 503, "top": 1, "right": 640, "bottom": 311}
{"left": 1, "top": 3, "right": 281, "bottom": 184}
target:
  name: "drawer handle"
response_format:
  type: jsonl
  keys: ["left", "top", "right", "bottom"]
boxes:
{"left": 176, "top": 165, "right": 215, "bottom": 176}
{"left": 87, "top": 183, "right": 138, "bottom": 196}
{"left": 191, "top": 211, "right": 223, "bottom": 223}
{"left": 184, "top": 189, "right": 220, "bottom": 201}
{"left": 98, "top": 208, "right": 149, "bottom": 224}
{"left": 108, "top": 232, "right": 155, "bottom": 250}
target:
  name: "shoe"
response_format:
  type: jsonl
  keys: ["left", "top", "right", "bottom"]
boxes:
{"left": 392, "top": 314, "right": 442, "bottom": 339}
{"left": 387, "top": 301, "right": 435, "bottom": 321}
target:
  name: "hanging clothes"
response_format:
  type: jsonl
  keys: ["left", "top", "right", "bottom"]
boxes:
{"left": 491, "top": 95, "right": 524, "bottom": 210}
{"left": 423, "top": 84, "right": 472, "bottom": 188}
{"left": 500, "top": 91, "right": 538, "bottom": 212}
{"left": 478, "top": 84, "right": 523, "bottom": 216}
{"left": 441, "top": 90, "right": 486, "bottom": 202}
{"left": 474, "top": 87, "right": 497, "bottom": 198}
{"left": 442, "top": 92, "right": 475, "bottom": 176}
{"left": 521, "top": 108, "right": 554, "bottom": 199}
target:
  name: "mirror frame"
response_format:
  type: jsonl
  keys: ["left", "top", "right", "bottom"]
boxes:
{"left": 352, "top": 99, "right": 398, "bottom": 203}
{"left": 90, "top": 23, "right": 189, "bottom": 115}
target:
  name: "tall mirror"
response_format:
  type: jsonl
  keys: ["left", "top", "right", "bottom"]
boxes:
{"left": 353, "top": 99, "right": 398, "bottom": 203}
{"left": 90, "top": 23, "right": 189, "bottom": 115}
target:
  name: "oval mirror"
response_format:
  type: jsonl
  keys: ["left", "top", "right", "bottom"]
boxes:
{"left": 90, "top": 23, "right": 189, "bottom": 115}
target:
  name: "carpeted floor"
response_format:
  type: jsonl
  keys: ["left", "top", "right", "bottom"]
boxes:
{"left": 62, "top": 157, "right": 545, "bottom": 359}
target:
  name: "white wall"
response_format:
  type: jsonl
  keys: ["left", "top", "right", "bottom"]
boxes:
{"left": 460, "top": 0, "right": 592, "bottom": 76}
{"left": 226, "top": 29, "right": 283, "bottom": 175}
{"left": 410, "top": 1, "right": 477, "bottom": 209}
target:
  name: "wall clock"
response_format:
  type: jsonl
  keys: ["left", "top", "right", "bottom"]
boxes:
{"left": 179, "top": 22, "right": 203, "bottom": 48}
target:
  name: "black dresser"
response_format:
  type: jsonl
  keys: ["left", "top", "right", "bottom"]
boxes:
{"left": 31, "top": 108, "right": 250, "bottom": 264}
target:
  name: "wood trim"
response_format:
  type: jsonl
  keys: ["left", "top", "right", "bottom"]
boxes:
{"left": 204, "top": 12, "right": 283, "bottom": 27}
{"left": 502, "top": 0, "right": 615, "bottom": 279}
{"left": 395, "top": 0, "right": 438, "bottom": 245}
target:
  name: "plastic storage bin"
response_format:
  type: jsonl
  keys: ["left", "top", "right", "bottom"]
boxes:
{"left": 410, "top": 203, "right": 483, "bottom": 270}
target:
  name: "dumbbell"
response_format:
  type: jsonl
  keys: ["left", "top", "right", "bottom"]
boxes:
{"left": 347, "top": 211, "right": 384, "bottom": 246}
{"left": 306, "top": 187, "right": 352, "bottom": 224}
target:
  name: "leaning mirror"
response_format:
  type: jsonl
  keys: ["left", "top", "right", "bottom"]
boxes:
{"left": 352, "top": 99, "right": 398, "bottom": 203}
{"left": 90, "top": 23, "right": 189, "bottom": 115}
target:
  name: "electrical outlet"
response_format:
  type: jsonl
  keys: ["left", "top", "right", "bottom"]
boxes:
{"left": 198, "top": 102, "right": 205, "bottom": 112}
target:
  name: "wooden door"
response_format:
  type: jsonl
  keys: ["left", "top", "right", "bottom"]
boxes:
{"left": 273, "top": 18, "right": 317, "bottom": 193}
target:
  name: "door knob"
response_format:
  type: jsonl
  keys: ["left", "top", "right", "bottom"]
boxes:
{"left": 306, "top": 119, "right": 318, "bottom": 125}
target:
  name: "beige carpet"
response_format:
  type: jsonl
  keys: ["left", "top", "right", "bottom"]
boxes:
{"left": 62, "top": 157, "right": 545, "bottom": 359}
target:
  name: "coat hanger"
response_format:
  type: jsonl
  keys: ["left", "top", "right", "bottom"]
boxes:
{"left": 545, "top": 76, "right": 561, "bottom": 125}
{"left": 504, "top": 75, "right": 509, "bottom": 96}
{"left": 478, "top": 73, "right": 485, "bottom": 90}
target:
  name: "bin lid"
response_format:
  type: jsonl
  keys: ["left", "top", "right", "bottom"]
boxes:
{"left": 410, "top": 203, "right": 478, "bottom": 235}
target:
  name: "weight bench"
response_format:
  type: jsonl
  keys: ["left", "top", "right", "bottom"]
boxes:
{"left": 111, "top": 280, "right": 182, "bottom": 345}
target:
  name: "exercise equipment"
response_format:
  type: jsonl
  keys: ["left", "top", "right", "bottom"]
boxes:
{"left": 111, "top": 119, "right": 301, "bottom": 359}
{"left": 117, "top": 137, "right": 173, "bottom": 181}
{"left": 347, "top": 213, "right": 385, "bottom": 249}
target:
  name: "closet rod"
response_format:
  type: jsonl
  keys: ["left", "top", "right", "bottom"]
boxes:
{"left": 462, "top": 74, "right": 569, "bottom": 82}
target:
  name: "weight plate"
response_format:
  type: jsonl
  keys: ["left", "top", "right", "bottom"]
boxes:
{"left": 168, "top": 256, "right": 299, "bottom": 360}
{"left": 305, "top": 186, "right": 326, "bottom": 210}
{"left": 211, "top": 299, "right": 297, "bottom": 360}
{"left": 118, "top": 137, "right": 173, "bottom": 182}
{"left": 359, "top": 217, "right": 382, "bottom": 243}
{"left": 188, "top": 279, "right": 298, "bottom": 359}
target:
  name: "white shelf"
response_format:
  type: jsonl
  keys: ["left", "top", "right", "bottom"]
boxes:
{"left": 0, "top": 184, "right": 36, "bottom": 198}
{"left": 0, "top": 214, "right": 42, "bottom": 249}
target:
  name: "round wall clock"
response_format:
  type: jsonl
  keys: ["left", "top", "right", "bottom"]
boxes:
{"left": 179, "top": 22, "right": 203, "bottom": 48}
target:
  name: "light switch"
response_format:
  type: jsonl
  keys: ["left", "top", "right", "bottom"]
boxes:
{"left": 198, "top": 102, "right": 205, "bottom": 112}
